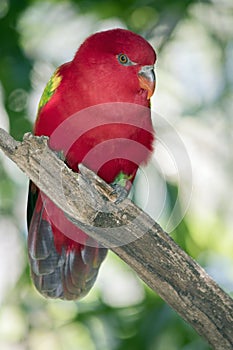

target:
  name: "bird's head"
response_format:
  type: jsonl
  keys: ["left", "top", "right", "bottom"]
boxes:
{"left": 72, "top": 28, "right": 156, "bottom": 106}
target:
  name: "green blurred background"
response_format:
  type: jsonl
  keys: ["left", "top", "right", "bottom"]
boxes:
{"left": 0, "top": 0, "right": 233, "bottom": 349}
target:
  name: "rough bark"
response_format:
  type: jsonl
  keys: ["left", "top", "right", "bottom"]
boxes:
{"left": 0, "top": 128, "right": 232, "bottom": 350}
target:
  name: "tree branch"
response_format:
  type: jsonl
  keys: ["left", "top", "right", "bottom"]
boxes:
{"left": 0, "top": 128, "right": 232, "bottom": 349}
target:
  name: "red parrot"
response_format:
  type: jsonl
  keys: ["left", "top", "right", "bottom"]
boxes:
{"left": 27, "top": 28, "right": 156, "bottom": 300}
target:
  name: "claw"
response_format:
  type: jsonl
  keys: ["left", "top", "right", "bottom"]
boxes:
{"left": 110, "top": 171, "right": 133, "bottom": 204}
{"left": 54, "top": 149, "right": 66, "bottom": 162}
{"left": 110, "top": 183, "right": 129, "bottom": 204}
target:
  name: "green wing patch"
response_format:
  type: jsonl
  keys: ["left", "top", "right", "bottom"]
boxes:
{"left": 38, "top": 69, "right": 62, "bottom": 110}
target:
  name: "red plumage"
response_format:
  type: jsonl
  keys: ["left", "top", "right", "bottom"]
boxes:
{"left": 27, "top": 28, "right": 156, "bottom": 300}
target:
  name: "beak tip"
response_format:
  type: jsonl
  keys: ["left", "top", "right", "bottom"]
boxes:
{"left": 138, "top": 66, "right": 156, "bottom": 100}
{"left": 147, "top": 83, "right": 155, "bottom": 100}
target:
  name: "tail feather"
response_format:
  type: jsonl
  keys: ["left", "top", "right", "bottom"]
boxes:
{"left": 27, "top": 185, "right": 107, "bottom": 300}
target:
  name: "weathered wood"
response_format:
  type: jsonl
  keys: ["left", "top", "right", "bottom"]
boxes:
{"left": 0, "top": 127, "right": 232, "bottom": 350}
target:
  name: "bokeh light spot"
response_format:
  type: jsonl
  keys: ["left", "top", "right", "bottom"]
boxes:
{"left": 8, "top": 89, "right": 28, "bottom": 112}
{"left": 0, "top": 0, "right": 9, "bottom": 19}
{"left": 130, "top": 7, "right": 158, "bottom": 30}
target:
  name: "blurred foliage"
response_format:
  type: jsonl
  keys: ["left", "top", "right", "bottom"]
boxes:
{"left": 2, "top": 257, "right": 210, "bottom": 350}
{"left": 0, "top": 0, "right": 232, "bottom": 349}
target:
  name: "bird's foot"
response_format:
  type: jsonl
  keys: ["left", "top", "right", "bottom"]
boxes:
{"left": 54, "top": 150, "right": 66, "bottom": 162}
{"left": 110, "top": 183, "right": 129, "bottom": 204}
{"left": 110, "top": 172, "right": 133, "bottom": 204}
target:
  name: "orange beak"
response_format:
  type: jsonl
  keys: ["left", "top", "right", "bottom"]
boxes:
{"left": 138, "top": 65, "right": 156, "bottom": 99}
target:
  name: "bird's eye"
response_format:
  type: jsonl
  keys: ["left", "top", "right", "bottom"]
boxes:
{"left": 118, "top": 54, "right": 129, "bottom": 65}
